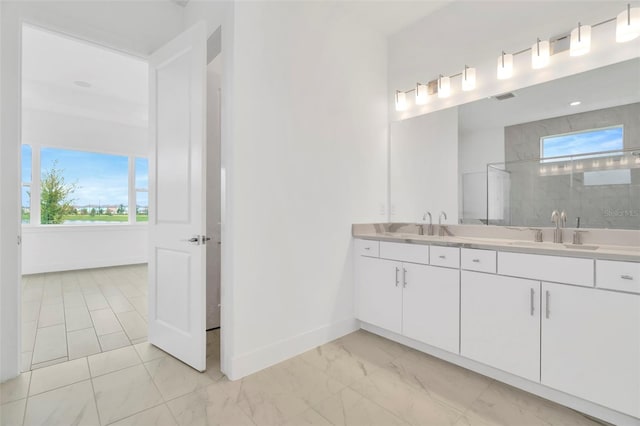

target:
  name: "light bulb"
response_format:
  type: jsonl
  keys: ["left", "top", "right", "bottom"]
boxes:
{"left": 531, "top": 39, "right": 550, "bottom": 69}
{"left": 437, "top": 75, "right": 451, "bottom": 98}
{"left": 617, "top": 4, "right": 640, "bottom": 42}
{"left": 461, "top": 66, "right": 476, "bottom": 91}
{"left": 415, "top": 83, "right": 428, "bottom": 105}
{"left": 395, "top": 91, "right": 407, "bottom": 111}
{"left": 497, "top": 52, "right": 513, "bottom": 80}
{"left": 570, "top": 23, "right": 591, "bottom": 56}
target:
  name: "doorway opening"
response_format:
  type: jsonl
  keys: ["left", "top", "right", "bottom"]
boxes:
{"left": 19, "top": 23, "right": 223, "bottom": 375}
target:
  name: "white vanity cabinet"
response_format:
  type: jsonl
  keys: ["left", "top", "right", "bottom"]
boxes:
{"left": 541, "top": 282, "right": 640, "bottom": 418}
{"left": 356, "top": 256, "right": 403, "bottom": 334}
{"left": 354, "top": 236, "right": 640, "bottom": 423}
{"left": 402, "top": 264, "right": 459, "bottom": 353}
{"left": 460, "top": 271, "right": 541, "bottom": 381}
{"left": 355, "top": 241, "right": 460, "bottom": 353}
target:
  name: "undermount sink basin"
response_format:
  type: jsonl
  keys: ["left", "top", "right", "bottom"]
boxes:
{"left": 507, "top": 241, "right": 558, "bottom": 248}
{"left": 563, "top": 244, "right": 599, "bottom": 250}
{"left": 507, "top": 241, "right": 599, "bottom": 250}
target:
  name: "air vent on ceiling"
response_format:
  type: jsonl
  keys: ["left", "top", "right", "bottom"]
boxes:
{"left": 494, "top": 92, "right": 516, "bottom": 101}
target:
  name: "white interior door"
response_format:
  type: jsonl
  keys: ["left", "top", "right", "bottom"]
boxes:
{"left": 148, "top": 22, "right": 207, "bottom": 371}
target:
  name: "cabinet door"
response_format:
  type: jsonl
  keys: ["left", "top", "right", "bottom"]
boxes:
{"left": 461, "top": 271, "right": 540, "bottom": 381}
{"left": 403, "top": 264, "right": 459, "bottom": 353}
{"left": 542, "top": 282, "right": 640, "bottom": 418}
{"left": 356, "top": 256, "right": 402, "bottom": 334}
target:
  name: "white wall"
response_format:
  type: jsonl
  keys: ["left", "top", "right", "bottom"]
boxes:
{"left": 22, "top": 226, "right": 148, "bottom": 275}
{"left": 0, "top": 0, "right": 184, "bottom": 381}
{"left": 23, "top": 109, "right": 148, "bottom": 157}
{"left": 389, "top": 1, "right": 640, "bottom": 121}
{"left": 390, "top": 107, "right": 459, "bottom": 223}
{"left": 184, "top": 1, "right": 389, "bottom": 379}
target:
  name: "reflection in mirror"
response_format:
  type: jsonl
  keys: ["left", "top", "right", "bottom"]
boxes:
{"left": 488, "top": 148, "right": 639, "bottom": 229}
{"left": 457, "top": 58, "right": 640, "bottom": 229}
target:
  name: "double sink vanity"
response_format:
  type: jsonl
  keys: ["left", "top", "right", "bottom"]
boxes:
{"left": 352, "top": 223, "right": 640, "bottom": 424}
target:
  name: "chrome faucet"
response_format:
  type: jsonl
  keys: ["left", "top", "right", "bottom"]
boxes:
{"left": 438, "top": 211, "right": 447, "bottom": 237}
{"left": 423, "top": 211, "right": 433, "bottom": 236}
{"left": 551, "top": 210, "right": 567, "bottom": 243}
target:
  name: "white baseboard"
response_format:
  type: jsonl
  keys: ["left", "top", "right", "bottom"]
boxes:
{"left": 361, "top": 322, "right": 640, "bottom": 426}
{"left": 22, "top": 257, "right": 148, "bottom": 275}
{"left": 226, "top": 317, "right": 359, "bottom": 381}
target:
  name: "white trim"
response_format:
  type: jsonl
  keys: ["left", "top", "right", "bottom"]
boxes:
{"left": 23, "top": 258, "right": 147, "bottom": 275}
{"left": 361, "top": 322, "right": 639, "bottom": 426}
{"left": 227, "top": 317, "right": 359, "bottom": 381}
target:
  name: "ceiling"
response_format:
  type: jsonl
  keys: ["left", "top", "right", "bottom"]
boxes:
{"left": 22, "top": 25, "right": 149, "bottom": 127}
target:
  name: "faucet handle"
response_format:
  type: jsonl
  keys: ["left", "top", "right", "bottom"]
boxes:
{"left": 551, "top": 210, "right": 559, "bottom": 223}
{"left": 572, "top": 229, "right": 588, "bottom": 245}
{"left": 529, "top": 228, "right": 543, "bottom": 242}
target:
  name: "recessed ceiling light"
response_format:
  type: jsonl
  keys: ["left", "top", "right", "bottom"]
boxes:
{"left": 74, "top": 81, "right": 92, "bottom": 88}
{"left": 569, "top": 101, "right": 581, "bottom": 106}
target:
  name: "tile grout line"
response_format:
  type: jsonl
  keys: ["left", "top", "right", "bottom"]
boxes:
{"left": 20, "top": 367, "right": 34, "bottom": 426}
{"left": 27, "top": 273, "right": 46, "bottom": 370}
{"left": 88, "top": 370, "right": 103, "bottom": 426}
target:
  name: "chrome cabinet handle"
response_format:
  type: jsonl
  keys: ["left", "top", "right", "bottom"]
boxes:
{"left": 403, "top": 268, "right": 407, "bottom": 288}
{"left": 530, "top": 288, "right": 535, "bottom": 316}
{"left": 621, "top": 274, "right": 633, "bottom": 280}
{"left": 472, "top": 259, "right": 480, "bottom": 263}
{"left": 364, "top": 247, "right": 370, "bottom": 250}
{"left": 395, "top": 267, "right": 399, "bottom": 287}
{"left": 545, "top": 291, "right": 550, "bottom": 319}
{"left": 439, "top": 255, "right": 446, "bottom": 259}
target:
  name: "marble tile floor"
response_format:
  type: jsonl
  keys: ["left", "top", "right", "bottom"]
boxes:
{"left": 21, "top": 264, "right": 149, "bottom": 371}
{"left": 1, "top": 328, "right": 609, "bottom": 426}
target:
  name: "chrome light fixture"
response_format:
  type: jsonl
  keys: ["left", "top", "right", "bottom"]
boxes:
{"left": 461, "top": 65, "right": 476, "bottom": 91}
{"left": 415, "top": 83, "right": 428, "bottom": 105}
{"left": 395, "top": 90, "right": 407, "bottom": 111}
{"left": 437, "top": 75, "right": 451, "bottom": 98}
{"left": 531, "top": 38, "right": 550, "bottom": 69}
{"left": 570, "top": 22, "right": 591, "bottom": 56}
{"left": 496, "top": 51, "right": 513, "bottom": 79}
{"left": 616, "top": 3, "right": 640, "bottom": 42}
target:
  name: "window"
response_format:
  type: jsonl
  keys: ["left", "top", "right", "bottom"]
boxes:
{"left": 21, "top": 145, "right": 32, "bottom": 224}
{"left": 540, "top": 126, "right": 624, "bottom": 162}
{"left": 135, "top": 157, "right": 149, "bottom": 222}
{"left": 22, "top": 145, "right": 148, "bottom": 225}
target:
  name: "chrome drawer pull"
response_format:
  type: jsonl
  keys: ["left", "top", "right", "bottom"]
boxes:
{"left": 364, "top": 247, "right": 370, "bottom": 250}
{"left": 472, "top": 259, "right": 480, "bottom": 263}
{"left": 439, "top": 255, "right": 446, "bottom": 259}
{"left": 621, "top": 274, "right": 634, "bottom": 280}
{"left": 530, "top": 288, "right": 535, "bottom": 316}
{"left": 545, "top": 291, "right": 550, "bottom": 319}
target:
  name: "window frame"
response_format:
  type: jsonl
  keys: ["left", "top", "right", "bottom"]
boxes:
{"left": 21, "top": 143, "right": 148, "bottom": 227}
{"left": 539, "top": 125, "right": 624, "bottom": 163}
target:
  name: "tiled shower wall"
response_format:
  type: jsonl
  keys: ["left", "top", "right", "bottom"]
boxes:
{"left": 504, "top": 102, "right": 640, "bottom": 229}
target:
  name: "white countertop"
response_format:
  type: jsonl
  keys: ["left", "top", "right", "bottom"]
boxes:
{"left": 353, "top": 230, "right": 640, "bottom": 262}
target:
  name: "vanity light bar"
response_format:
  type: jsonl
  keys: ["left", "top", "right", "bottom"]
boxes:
{"left": 394, "top": 3, "right": 637, "bottom": 110}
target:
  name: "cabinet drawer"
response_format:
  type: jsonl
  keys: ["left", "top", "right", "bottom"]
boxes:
{"left": 596, "top": 260, "right": 640, "bottom": 294}
{"left": 379, "top": 241, "right": 429, "bottom": 264}
{"left": 461, "top": 249, "right": 496, "bottom": 273}
{"left": 355, "top": 239, "right": 379, "bottom": 257}
{"left": 498, "top": 252, "right": 593, "bottom": 287}
{"left": 430, "top": 246, "right": 460, "bottom": 268}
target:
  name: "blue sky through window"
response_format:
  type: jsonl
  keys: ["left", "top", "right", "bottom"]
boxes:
{"left": 22, "top": 145, "right": 32, "bottom": 183}
{"left": 541, "top": 126, "right": 623, "bottom": 160}
{"left": 40, "top": 148, "right": 129, "bottom": 207}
